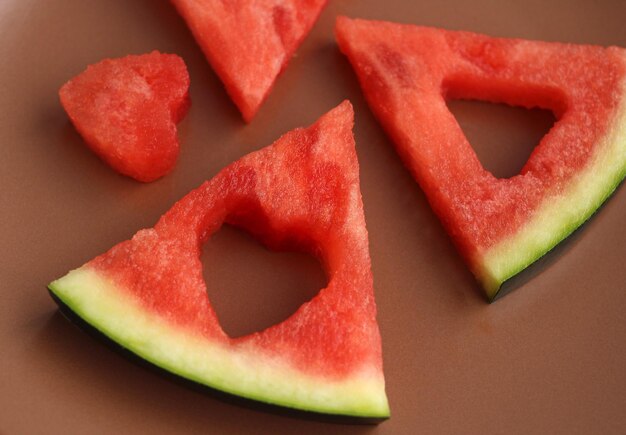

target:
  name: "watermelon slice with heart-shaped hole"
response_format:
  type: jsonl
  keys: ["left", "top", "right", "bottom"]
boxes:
{"left": 336, "top": 17, "right": 626, "bottom": 301}
{"left": 48, "top": 101, "right": 390, "bottom": 420}
{"left": 171, "top": 0, "right": 327, "bottom": 122}
{"left": 59, "top": 51, "right": 191, "bottom": 182}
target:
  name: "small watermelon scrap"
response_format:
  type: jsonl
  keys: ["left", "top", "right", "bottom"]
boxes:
{"left": 60, "top": 51, "right": 191, "bottom": 182}
{"left": 171, "top": 0, "right": 327, "bottom": 122}
{"left": 336, "top": 17, "right": 626, "bottom": 300}
{"left": 48, "top": 101, "right": 390, "bottom": 420}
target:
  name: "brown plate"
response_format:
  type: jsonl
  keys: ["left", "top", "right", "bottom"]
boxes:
{"left": 1, "top": 1, "right": 625, "bottom": 433}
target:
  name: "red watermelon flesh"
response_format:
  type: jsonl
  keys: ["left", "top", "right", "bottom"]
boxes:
{"left": 171, "top": 0, "right": 327, "bottom": 122}
{"left": 60, "top": 51, "right": 191, "bottom": 182}
{"left": 48, "top": 101, "right": 389, "bottom": 419}
{"left": 336, "top": 17, "right": 626, "bottom": 300}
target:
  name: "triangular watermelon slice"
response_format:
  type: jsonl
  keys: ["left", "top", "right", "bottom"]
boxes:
{"left": 48, "top": 101, "right": 390, "bottom": 420}
{"left": 171, "top": 0, "right": 328, "bottom": 122}
{"left": 336, "top": 17, "right": 626, "bottom": 300}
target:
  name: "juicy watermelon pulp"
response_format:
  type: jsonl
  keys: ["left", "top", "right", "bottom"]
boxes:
{"left": 59, "top": 51, "right": 190, "bottom": 182}
{"left": 171, "top": 0, "right": 328, "bottom": 122}
{"left": 336, "top": 17, "right": 626, "bottom": 300}
{"left": 48, "top": 101, "right": 390, "bottom": 420}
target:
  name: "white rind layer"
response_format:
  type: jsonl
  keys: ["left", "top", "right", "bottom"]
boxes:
{"left": 48, "top": 267, "right": 390, "bottom": 418}
{"left": 479, "top": 79, "right": 626, "bottom": 299}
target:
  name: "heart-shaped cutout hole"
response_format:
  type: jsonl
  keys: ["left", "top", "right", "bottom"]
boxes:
{"left": 202, "top": 224, "right": 328, "bottom": 339}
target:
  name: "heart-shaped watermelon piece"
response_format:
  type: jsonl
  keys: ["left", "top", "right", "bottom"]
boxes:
{"left": 59, "top": 51, "right": 191, "bottom": 182}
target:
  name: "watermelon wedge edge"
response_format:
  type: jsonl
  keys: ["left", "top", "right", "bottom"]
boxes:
{"left": 479, "top": 86, "right": 626, "bottom": 296}
{"left": 48, "top": 268, "right": 388, "bottom": 419}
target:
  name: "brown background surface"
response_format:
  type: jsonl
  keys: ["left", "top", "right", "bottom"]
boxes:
{"left": 1, "top": 1, "right": 625, "bottom": 434}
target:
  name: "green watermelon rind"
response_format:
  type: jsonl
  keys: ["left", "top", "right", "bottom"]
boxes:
{"left": 48, "top": 267, "right": 390, "bottom": 419}
{"left": 479, "top": 87, "right": 626, "bottom": 300}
